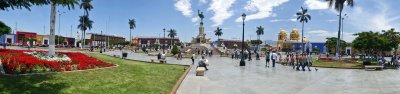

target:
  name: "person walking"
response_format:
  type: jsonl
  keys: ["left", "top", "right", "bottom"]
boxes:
{"left": 306, "top": 53, "right": 312, "bottom": 71}
{"left": 265, "top": 52, "right": 270, "bottom": 67}
{"left": 290, "top": 54, "right": 295, "bottom": 69}
{"left": 271, "top": 51, "right": 278, "bottom": 67}
{"left": 248, "top": 50, "right": 252, "bottom": 61}
{"left": 191, "top": 53, "right": 195, "bottom": 65}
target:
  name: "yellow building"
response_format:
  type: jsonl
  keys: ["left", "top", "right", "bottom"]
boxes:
{"left": 276, "top": 28, "right": 309, "bottom": 50}
{"left": 36, "top": 35, "right": 44, "bottom": 45}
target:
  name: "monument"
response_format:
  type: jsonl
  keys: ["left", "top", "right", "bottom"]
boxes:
{"left": 191, "top": 10, "right": 210, "bottom": 44}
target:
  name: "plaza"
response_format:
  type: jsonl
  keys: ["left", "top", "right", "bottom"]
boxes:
{"left": 102, "top": 50, "right": 400, "bottom": 94}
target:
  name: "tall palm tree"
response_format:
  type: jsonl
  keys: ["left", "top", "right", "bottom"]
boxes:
{"left": 296, "top": 7, "right": 311, "bottom": 53}
{"left": 80, "top": 0, "right": 92, "bottom": 15}
{"left": 77, "top": 15, "right": 93, "bottom": 47}
{"left": 47, "top": 0, "right": 78, "bottom": 55}
{"left": 168, "top": 29, "right": 177, "bottom": 47}
{"left": 325, "top": 0, "right": 354, "bottom": 57}
{"left": 256, "top": 26, "right": 264, "bottom": 51}
{"left": 214, "top": 27, "right": 223, "bottom": 47}
{"left": 79, "top": 0, "right": 93, "bottom": 49}
{"left": 128, "top": 19, "right": 136, "bottom": 45}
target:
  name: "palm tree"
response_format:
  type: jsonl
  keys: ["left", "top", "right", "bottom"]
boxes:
{"left": 0, "top": 0, "right": 78, "bottom": 55}
{"left": 325, "top": 0, "right": 354, "bottom": 57}
{"left": 79, "top": 0, "right": 93, "bottom": 49}
{"left": 77, "top": 15, "right": 93, "bottom": 48}
{"left": 214, "top": 27, "right": 223, "bottom": 47}
{"left": 80, "top": 0, "right": 93, "bottom": 15}
{"left": 256, "top": 26, "right": 264, "bottom": 51}
{"left": 128, "top": 19, "right": 136, "bottom": 45}
{"left": 47, "top": 0, "right": 78, "bottom": 55}
{"left": 296, "top": 7, "right": 311, "bottom": 53}
{"left": 168, "top": 29, "right": 177, "bottom": 47}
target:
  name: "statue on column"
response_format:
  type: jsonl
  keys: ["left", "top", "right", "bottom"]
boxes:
{"left": 198, "top": 10, "right": 204, "bottom": 23}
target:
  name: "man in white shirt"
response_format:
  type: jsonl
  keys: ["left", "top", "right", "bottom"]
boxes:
{"left": 271, "top": 52, "right": 278, "bottom": 67}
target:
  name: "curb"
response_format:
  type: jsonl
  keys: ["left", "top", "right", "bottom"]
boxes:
{"left": 169, "top": 65, "right": 192, "bottom": 94}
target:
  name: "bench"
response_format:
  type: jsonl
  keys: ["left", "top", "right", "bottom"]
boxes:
{"left": 196, "top": 67, "right": 206, "bottom": 76}
{"left": 364, "top": 65, "right": 384, "bottom": 71}
{"left": 160, "top": 59, "right": 167, "bottom": 64}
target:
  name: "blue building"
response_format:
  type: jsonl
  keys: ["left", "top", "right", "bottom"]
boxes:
{"left": 0, "top": 34, "right": 16, "bottom": 44}
{"left": 292, "top": 42, "right": 326, "bottom": 54}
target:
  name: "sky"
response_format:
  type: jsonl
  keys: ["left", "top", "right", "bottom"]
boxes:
{"left": 1, "top": 0, "right": 400, "bottom": 43}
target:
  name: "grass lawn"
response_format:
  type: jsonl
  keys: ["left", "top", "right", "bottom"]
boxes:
{"left": 312, "top": 59, "right": 378, "bottom": 69}
{"left": 0, "top": 54, "right": 188, "bottom": 94}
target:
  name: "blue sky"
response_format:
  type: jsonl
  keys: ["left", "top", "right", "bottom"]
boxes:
{"left": 1, "top": 0, "right": 400, "bottom": 42}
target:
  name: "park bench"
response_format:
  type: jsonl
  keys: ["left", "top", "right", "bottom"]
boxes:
{"left": 196, "top": 67, "right": 206, "bottom": 76}
{"left": 364, "top": 65, "right": 384, "bottom": 71}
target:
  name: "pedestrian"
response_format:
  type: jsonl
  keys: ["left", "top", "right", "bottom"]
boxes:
{"left": 265, "top": 52, "right": 270, "bottom": 67}
{"left": 301, "top": 54, "right": 307, "bottom": 71}
{"left": 306, "top": 53, "right": 312, "bottom": 71}
{"left": 248, "top": 50, "right": 252, "bottom": 61}
{"left": 290, "top": 54, "right": 295, "bottom": 69}
{"left": 271, "top": 51, "right": 278, "bottom": 67}
{"left": 191, "top": 53, "right": 195, "bottom": 65}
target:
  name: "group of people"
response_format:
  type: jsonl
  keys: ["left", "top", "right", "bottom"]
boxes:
{"left": 265, "top": 52, "right": 317, "bottom": 71}
{"left": 231, "top": 49, "right": 258, "bottom": 61}
{"left": 195, "top": 48, "right": 213, "bottom": 57}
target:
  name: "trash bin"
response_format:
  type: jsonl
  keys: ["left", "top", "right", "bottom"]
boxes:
{"left": 122, "top": 52, "right": 128, "bottom": 59}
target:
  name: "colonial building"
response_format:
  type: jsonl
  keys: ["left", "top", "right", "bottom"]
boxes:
{"left": 16, "top": 31, "right": 37, "bottom": 46}
{"left": 85, "top": 33, "right": 126, "bottom": 47}
{"left": 276, "top": 28, "right": 326, "bottom": 53}
{"left": 0, "top": 34, "right": 16, "bottom": 45}
{"left": 132, "top": 36, "right": 180, "bottom": 48}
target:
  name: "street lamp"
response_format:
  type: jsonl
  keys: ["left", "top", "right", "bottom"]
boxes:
{"left": 58, "top": 11, "right": 66, "bottom": 46}
{"left": 163, "top": 28, "right": 166, "bottom": 54}
{"left": 240, "top": 13, "right": 246, "bottom": 66}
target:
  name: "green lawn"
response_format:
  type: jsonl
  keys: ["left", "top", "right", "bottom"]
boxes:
{"left": 0, "top": 54, "right": 188, "bottom": 94}
{"left": 312, "top": 59, "right": 378, "bottom": 69}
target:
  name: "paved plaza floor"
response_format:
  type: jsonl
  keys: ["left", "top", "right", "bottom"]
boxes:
{"left": 102, "top": 50, "right": 400, "bottom": 94}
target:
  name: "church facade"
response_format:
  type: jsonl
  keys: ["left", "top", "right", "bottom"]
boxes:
{"left": 276, "top": 28, "right": 326, "bottom": 53}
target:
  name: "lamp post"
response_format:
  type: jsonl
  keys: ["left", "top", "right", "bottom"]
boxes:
{"left": 58, "top": 11, "right": 66, "bottom": 46}
{"left": 240, "top": 13, "right": 246, "bottom": 66}
{"left": 163, "top": 28, "right": 166, "bottom": 54}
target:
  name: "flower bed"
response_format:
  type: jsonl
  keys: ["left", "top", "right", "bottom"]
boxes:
{"left": 0, "top": 49, "right": 114, "bottom": 74}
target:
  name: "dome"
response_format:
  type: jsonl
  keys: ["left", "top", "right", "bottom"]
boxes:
{"left": 278, "top": 28, "right": 288, "bottom": 40}
{"left": 290, "top": 28, "right": 300, "bottom": 41}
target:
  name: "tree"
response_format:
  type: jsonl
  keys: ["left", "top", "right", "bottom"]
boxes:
{"left": 250, "top": 40, "right": 263, "bottom": 45}
{"left": 352, "top": 31, "right": 386, "bottom": 59}
{"left": 0, "top": 0, "right": 48, "bottom": 11}
{"left": 171, "top": 45, "right": 179, "bottom": 55}
{"left": 382, "top": 28, "right": 400, "bottom": 58}
{"left": 77, "top": 15, "right": 93, "bottom": 47}
{"left": 0, "top": 21, "right": 11, "bottom": 36}
{"left": 153, "top": 43, "right": 159, "bottom": 51}
{"left": 0, "top": 0, "right": 78, "bottom": 55}
{"left": 214, "top": 27, "right": 223, "bottom": 47}
{"left": 167, "top": 29, "right": 177, "bottom": 47}
{"left": 325, "top": 0, "right": 354, "bottom": 57}
{"left": 256, "top": 26, "right": 264, "bottom": 51}
{"left": 78, "top": 0, "right": 93, "bottom": 50}
{"left": 296, "top": 7, "right": 311, "bottom": 53}
{"left": 128, "top": 19, "right": 136, "bottom": 45}
{"left": 325, "top": 37, "right": 347, "bottom": 54}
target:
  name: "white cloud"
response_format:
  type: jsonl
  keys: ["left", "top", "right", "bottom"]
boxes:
{"left": 208, "top": 0, "right": 236, "bottom": 27}
{"left": 199, "top": 0, "right": 207, "bottom": 4}
{"left": 304, "top": 0, "right": 329, "bottom": 10}
{"left": 306, "top": 30, "right": 355, "bottom": 42}
{"left": 191, "top": 17, "right": 199, "bottom": 22}
{"left": 347, "top": 1, "right": 400, "bottom": 31}
{"left": 235, "top": 0, "right": 289, "bottom": 22}
{"left": 327, "top": 19, "right": 336, "bottom": 22}
{"left": 270, "top": 19, "right": 297, "bottom": 22}
{"left": 174, "top": 0, "right": 193, "bottom": 17}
